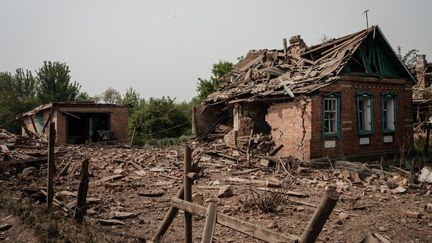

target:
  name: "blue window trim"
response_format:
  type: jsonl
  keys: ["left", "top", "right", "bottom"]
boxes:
{"left": 356, "top": 91, "right": 374, "bottom": 136}
{"left": 381, "top": 93, "right": 397, "bottom": 134}
{"left": 322, "top": 93, "right": 341, "bottom": 138}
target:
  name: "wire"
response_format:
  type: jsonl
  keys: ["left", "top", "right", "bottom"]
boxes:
{"left": 138, "top": 120, "right": 191, "bottom": 135}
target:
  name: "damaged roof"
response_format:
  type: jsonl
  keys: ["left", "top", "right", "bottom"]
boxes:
{"left": 206, "top": 26, "right": 415, "bottom": 104}
{"left": 21, "top": 102, "right": 127, "bottom": 117}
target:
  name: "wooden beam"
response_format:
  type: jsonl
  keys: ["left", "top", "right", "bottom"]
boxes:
{"left": 30, "top": 116, "right": 38, "bottom": 134}
{"left": 74, "top": 159, "right": 89, "bottom": 224}
{"left": 171, "top": 197, "right": 299, "bottom": 242}
{"left": 47, "top": 122, "right": 55, "bottom": 210}
{"left": 42, "top": 108, "right": 55, "bottom": 134}
{"left": 151, "top": 188, "right": 185, "bottom": 242}
{"left": 300, "top": 187, "right": 340, "bottom": 243}
{"left": 60, "top": 110, "right": 81, "bottom": 119}
{"left": 184, "top": 145, "right": 192, "bottom": 243}
{"left": 201, "top": 202, "right": 217, "bottom": 243}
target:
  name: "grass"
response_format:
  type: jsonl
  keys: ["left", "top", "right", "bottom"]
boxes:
{"left": 0, "top": 190, "right": 108, "bottom": 243}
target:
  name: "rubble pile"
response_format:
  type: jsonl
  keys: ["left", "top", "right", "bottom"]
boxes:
{"left": 0, "top": 131, "right": 431, "bottom": 241}
{"left": 205, "top": 28, "right": 373, "bottom": 104}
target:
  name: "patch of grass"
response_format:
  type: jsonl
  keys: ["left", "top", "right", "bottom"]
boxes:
{"left": 0, "top": 190, "right": 107, "bottom": 243}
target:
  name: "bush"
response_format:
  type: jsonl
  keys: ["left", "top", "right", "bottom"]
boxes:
{"left": 130, "top": 97, "right": 192, "bottom": 145}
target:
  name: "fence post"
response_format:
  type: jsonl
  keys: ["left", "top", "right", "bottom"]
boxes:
{"left": 47, "top": 122, "right": 55, "bottom": 210}
{"left": 74, "top": 159, "right": 89, "bottom": 224}
{"left": 201, "top": 202, "right": 217, "bottom": 243}
{"left": 300, "top": 187, "right": 340, "bottom": 243}
{"left": 184, "top": 145, "right": 192, "bottom": 243}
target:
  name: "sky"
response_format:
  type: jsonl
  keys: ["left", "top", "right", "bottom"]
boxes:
{"left": 0, "top": 0, "right": 431, "bottom": 102}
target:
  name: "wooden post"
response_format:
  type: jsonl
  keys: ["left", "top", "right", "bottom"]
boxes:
{"left": 424, "top": 125, "right": 430, "bottom": 156}
{"left": 152, "top": 188, "right": 185, "bottom": 242}
{"left": 47, "top": 122, "right": 55, "bottom": 210}
{"left": 130, "top": 126, "right": 136, "bottom": 146}
{"left": 300, "top": 187, "right": 340, "bottom": 243}
{"left": 74, "top": 159, "right": 89, "bottom": 224}
{"left": 184, "top": 145, "right": 192, "bottom": 243}
{"left": 201, "top": 202, "right": 217, "bottom": 243}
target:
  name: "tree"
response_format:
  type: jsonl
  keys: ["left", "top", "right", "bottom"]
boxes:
{"left": 120, "top": 87, "right": 141, "bottom": 107}
{"left": 100, "top": 87, "right": 121, "bottom": 104}
{"left": 0, "top": 70, "right": 39, "bottom": 132}
{"left": 195, "top": 60, "right": 234, "bottom": 103}
{"left": 130, "top": 97, "right": 190, "bottom": 141}
{"left": 36, "top": 61, "right": 81, "bottom": 103}
{"left": 397, "top": 46, "right": 419, "bottom": 68}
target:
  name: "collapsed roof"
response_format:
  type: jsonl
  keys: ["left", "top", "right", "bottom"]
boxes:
{"left": 206, "top": 26, "right": 415, "bottom": 104}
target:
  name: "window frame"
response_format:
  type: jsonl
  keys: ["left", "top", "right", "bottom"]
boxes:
{"left": 381, "top": 93, "right": 397, "bottom": 134}
{"left": 322, "top": 93, "right": 341, "bottom": 138}
{"left": 356, "top": 92, "right": 374, "bottom": 136}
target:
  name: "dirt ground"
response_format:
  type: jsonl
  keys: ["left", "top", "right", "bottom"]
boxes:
{"left": 0, "top": 209, "right": 38, "bottom": 242}
{"left": 1, "top": 144, "right": 432, "bottom": 242}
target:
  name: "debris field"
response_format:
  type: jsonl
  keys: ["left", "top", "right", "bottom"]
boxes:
{"left": 1, "top": 129, "right": 432, "bottom": 242}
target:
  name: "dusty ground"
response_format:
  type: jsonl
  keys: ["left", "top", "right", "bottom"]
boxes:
{"left": 0, "top": 209, "right": 38, "bottom": 242}
{"left": 1, "top": 143, "right": 432, "bottom": 242}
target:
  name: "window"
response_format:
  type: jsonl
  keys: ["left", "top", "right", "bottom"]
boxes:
{"left": 322, "top": 94, "right": 340, "bottom": 137}
{"left": 356, "top": 92, "right": 373, "bottom": 135}
{"left": 382, "top": 93, "right": 396, "bottom": 133}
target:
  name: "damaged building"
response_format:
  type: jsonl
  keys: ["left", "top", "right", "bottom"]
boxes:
{"left": 193, "top": 26, "right": 415, "bottom": 161}
{"left": 21, "top": 102, "right": 128, "bottom": 144}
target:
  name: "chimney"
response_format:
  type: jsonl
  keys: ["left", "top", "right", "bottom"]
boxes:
{"left": 416, "top": 55, "right": 427, "bottom": 89}
{"left": 288, "top": 35, "right": 307, "bottom": 58}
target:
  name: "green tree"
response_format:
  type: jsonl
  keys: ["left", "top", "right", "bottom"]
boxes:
{"left": 100, "top": 87, "right": 121, "bottom": 104}
{"left": 121, "top": 87, "right": 141, "bottom": 107}
{"left": 36, "top": 61, "right": 81, "bottom": 103}
{"left": 0, "top": 70, "right": 39, "bottom": 132}
{"left": 130, "top": 97, "right": 190, "bottom": 142}
{"left": 195, "top": 60, "right": 234, "bottom": 103}
{"left": 397, "top": 46, "right": 419, "bottom": 68}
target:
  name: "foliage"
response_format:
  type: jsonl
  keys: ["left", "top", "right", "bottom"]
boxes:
{"left": 396, "top": 46, "right": 419, "bottom": 68}
{"left": 195, "top": 60, "right": 234, "bottom": 103}
{"left": 121, "top": 87, "right": 141, "bottom": 107}
{"left": 98, "top": 87, "right": 122, "bottom": 104}
{"left": 130, "top": 97, "right": 191, "bottom": 144}
{"left": 36, "top": 61, "right": 81, "bottom": 103}
{"left": 0, "top": 70, "right": 39, "bottom": 132}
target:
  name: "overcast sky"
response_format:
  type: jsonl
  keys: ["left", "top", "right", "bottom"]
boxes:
{"left": 1, "top": 0, "right": 430, "bottom": 102}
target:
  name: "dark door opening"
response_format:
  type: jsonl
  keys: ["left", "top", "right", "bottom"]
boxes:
{"left": 66, "top": 113, "right": 111, "bottom": 144}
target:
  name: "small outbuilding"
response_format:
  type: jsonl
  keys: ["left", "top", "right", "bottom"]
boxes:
{"left": 21, "top": 102, "right": 128, "bottom": 144}
{"left": 193, "top": 26, "right": 415, "bottom": 161}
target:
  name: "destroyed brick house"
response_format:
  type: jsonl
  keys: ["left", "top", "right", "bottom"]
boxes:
{"left": 412, "top": 54, "right": 432, "bottom": 123}
{"left": 20, "top": 102, "right": 128, "bottom": 144}
{"left": 193, "top": 26, "right": 416, "bottom": 161}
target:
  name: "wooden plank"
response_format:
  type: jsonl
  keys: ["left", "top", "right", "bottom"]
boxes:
{"left": 256, "top": 187, "right": 308, "bottom": 198}
{"left": 300, "top": 188, "right": 340, "bottom": 243}
{"left": 60, "top": 110, "right": 81, "bottom": 119}
{"left": 151, "top": 188, "right": 185, "bottom": 242}
{"left": 91, "top": 174, "right": 124, "bottom": 185}
{"left": 74, "top": 159, "right": 89, "bottom": 224}
{"left": 171, "top": 197, "right": 298, "bottom": 242}
{"left": 42, "top": 108, "right": 55, "bottom": 134}
{"left": 30, "top": 116, "right": 38, "bottom": 134}
{"left": 201, "top": 202, "right": 217, "bottom": 243}
{"left": 184, "top": 145, "right": 192, "bottom": 243}
{"left": 47, "top": 122, "right": 55, "bottom": 210}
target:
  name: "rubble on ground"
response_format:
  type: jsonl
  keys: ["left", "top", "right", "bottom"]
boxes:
{"left": 0, "top": 130, "right": 432, "bottom": 242}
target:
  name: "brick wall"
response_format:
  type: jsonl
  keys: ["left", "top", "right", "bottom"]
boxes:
{"left": 310, "top": 77, "right": 413, "bottom": 159}
{"left": 265, "top": 96, "right": 312, "bottom": 160}
{"left": 263, "top": 76, "right": 412, "bottom": 160}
